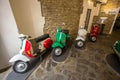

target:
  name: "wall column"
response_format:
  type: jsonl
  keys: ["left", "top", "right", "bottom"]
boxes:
{"left": 0, "top": 0, "right": 20, "bottom": 70}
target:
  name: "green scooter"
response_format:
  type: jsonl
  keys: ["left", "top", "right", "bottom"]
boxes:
{"left": 113, "top": 41, "right": 120, "bottom": 60}
{"left": 52, "top": 28, "right": 70, "bottom": 56}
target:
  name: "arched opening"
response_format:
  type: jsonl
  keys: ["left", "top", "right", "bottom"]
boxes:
{"left": 113, "top": 10, "right": 120, "bottom": 30}
{"left": 109, "top": 7, "right": 120, "bottom": 34}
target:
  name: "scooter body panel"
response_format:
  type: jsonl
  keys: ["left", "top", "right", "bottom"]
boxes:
{"left": 76, "top": 28, "right": 87, "bottom": 41}
{"left": 78, "top": 29, "right": 87, "bottom": 37}
{"left": 90, "top": 32, "right": 97, "bottom": 37}
{"left": 56, "top": 32, "right": 66, "bottom": 47}
{"left": 90, "top": 25, "right": 100, "bottom": 37}
{"left": 52, "top": 28, "right": 70, "bottom": 49}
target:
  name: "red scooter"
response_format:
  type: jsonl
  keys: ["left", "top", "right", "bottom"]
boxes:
{"left": 9, "top": 34, "right": 53, "bottom": 73}
{"left": 89, "top": 24, "right": 100, "bottom": 42}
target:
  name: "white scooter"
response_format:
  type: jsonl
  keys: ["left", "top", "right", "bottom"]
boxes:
{"left": 75, "top": 26, "right": 87, "bottom": 48}
{"left": 9, "top": 34, "right": 53, "bottom": 73}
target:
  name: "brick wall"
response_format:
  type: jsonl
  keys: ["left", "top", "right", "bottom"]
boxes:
{"left": 93, "top": 0, "right": 120, "bottom": 34}
{"left": 38, "top": 0, "right": 83, "bottom": 40}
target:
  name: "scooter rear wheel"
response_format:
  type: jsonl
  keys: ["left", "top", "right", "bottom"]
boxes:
{"left": 53, "top": 47, "right": 62, "bottom": 56}
{"left": 75, "top": 40, "right": 84, "bottom": 48}
{"left": 13, "top": 61, "right": 30, "bottom": 73}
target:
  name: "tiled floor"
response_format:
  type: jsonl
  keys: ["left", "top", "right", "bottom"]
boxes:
{"left": 28, "top": 29, "right": 120, "bottom": 80}
{"left": 0, "top": 71, "right": 6, "bottom": 80}
{"left": 1, "top": 29, "right": 120, "bottom": 80}
{"left": 0, "top": 68, "right": 11, "bottom": 80}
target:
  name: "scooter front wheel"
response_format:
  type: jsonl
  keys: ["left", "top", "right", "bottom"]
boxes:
{"left": 53, "top": 47, "right": 62, "bottom": 56}
{"left": 75, "top": 40, "right": 84, "bottom": 48}
{"left": 13, "top": 61, "right": 30, "bottom": 73}
{"left": 91, "top": 36, "right": 97, "bottom": 42}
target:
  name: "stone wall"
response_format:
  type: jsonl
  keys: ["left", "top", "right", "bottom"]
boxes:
{"left": 38, "top": 0, "right": 83, "bottom": 40}
{"left": 93, "top": 0, "right": 120, "bottom": 34}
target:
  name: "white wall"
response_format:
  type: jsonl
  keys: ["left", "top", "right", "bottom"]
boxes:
{"left": 0, "top": 0, "right": 20, "bottom": 69}
{"left": 79, "top": 0, "right": 101, "bottom": 33}
{"left": 10, "top": 0, "right": 45, "bottom": 38}
{"left": 0, "top": 0, "right": 45, "bottom": 70}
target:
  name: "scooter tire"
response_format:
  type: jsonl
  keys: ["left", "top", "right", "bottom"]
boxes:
{"left": 90, "top": 36, "right": 97, "bottom": 42}
{"left": 13, "top": 61, "right": 30, "bottom": 73}
{"left": 75, "top": 40, "right": 85, "bottom": 49}
{"left": 53, "top": 48, "right": 63, "bottom": 57}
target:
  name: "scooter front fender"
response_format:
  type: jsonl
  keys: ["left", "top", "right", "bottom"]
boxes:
{"left": 76, "top": 37, "right": 85, "bottom": 41}
{"left": 9, "top": 54, "right": 30, "bottom": 63}
{"left": 52, "top": 42, "right": 64, "bottom": 48}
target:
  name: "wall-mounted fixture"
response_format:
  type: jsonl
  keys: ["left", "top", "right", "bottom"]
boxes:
{"left": 99, "top": 17, "right": 108, "bottom": 34}
{"left": 88, "top": 0, "right": 93, "bottom": 5}
{"left": 100, "top": 17, "right": 108, "bottom": 24}
{"left": 96, "top": 0, "right": 107, "bottom": 4}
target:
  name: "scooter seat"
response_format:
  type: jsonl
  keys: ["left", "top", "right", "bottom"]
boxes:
{"left": 62, "top": 30, "right": 69, "bottom": 34}
{"left": 34, "top": 34, "right": 49, "bottom": 43}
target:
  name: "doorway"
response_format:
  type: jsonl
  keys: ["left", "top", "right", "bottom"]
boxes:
{"left": 113, "top": 11, "right": 120, "bottom": 30}
{"left": 85, "top": 9, "right": 92, "bottom": 30}
{"left": 109, "top": 8, "right": 120, "bottom": 34}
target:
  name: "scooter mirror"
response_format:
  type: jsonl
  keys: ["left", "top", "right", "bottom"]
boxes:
{"left": 18, "top": 34, "right": 31, "bottom": 39}
{"left": 80, "top": 26, "right": 84, "bottom": 29}
{"left": 28, "top": 36, "right": 32, "bottom": 38}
